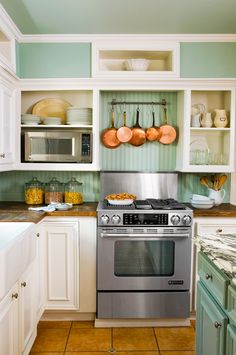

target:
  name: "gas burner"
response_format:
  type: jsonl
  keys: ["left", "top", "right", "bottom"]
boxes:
{"left": 146, "top": 198, "right": 187, "bottom": 210}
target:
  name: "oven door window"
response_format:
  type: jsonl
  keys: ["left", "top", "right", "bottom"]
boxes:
{"left": 114, "top": 240, "right": 174, "bottom": 276}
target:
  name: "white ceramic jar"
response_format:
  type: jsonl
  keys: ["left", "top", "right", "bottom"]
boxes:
{"left": 214, "top": 109, "right": 228, "bottom": 128}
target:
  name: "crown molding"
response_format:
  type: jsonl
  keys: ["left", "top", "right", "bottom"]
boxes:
{"left": 0, "top": 4, "right": 22, "bottom": 40}
{"left": 19, "top": 33, "right": 236, "bottom": 43}
{"left": 1, "top": 4, "right": 236, "bottom": 43}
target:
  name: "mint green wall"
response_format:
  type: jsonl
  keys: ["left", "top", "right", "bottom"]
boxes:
{"left": 0, "top": 171, "right": 99, "bottom": 202}
{"left": 180, "top": 43, "right": 236, "bottom": 78}
{"left": 100, "top": 91, "right": 177, "bottom": 171}
{"left": 0, "top": 171, "right": 230, "bottom": 203}
{"left": 16, "top": 43, "right": 91, "bottom": 78}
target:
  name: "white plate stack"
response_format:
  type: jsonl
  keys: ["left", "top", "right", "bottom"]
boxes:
{"left": 21, "top": 114, "right": 41, "bottom": 125}
{"left": 66, "top": 107, "right": 92, "bottom": 125}
{"left": 190, "top": 194, "right": 215, "bottom": 209}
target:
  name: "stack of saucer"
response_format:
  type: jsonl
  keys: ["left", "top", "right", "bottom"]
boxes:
{"left": 66, "top": 107, "right": 92, "bottom": 125}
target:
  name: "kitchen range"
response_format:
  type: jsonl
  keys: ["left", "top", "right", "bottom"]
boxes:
{"left": 97, "top": 173, "right": 193, "bottom": 319}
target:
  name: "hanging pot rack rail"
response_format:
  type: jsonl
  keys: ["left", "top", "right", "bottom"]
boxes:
{"left": 110, "top": 98, "right": 167, "bottom": 109}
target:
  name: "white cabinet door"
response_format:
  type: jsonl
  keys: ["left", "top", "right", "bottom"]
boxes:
{"left": 77, "top": 217, "right": 97, "bottom": 313}
{"left": 0, "top": 81, "right": 15, "bottom": 167}
{"left": 42, "top": 220, "right": 79, "bottom": 310}
{"left": 0, "top": 283, "right": 19, "bottom": 355}
{"left": 34, "top": 226, "right": 45, "bottom": 322}
{"left": 19, "top": 262, "right": 37, "bottom": 355}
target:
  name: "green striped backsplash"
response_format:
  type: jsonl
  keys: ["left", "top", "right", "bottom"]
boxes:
{"left": 0, "top": 171, "right": 100, "bottom": 202}
{"left": 100, "top": 91, "right": 177, "bottom": 171}
{"left": 0, "top": 171, "right": 230, "bottom": 203}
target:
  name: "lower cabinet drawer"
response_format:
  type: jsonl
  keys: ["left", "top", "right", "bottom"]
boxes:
{"left": 226, "top": 324, "right": 236, "bottom": 355}
{"left": 198, "top": 251, "right": 230, "bottom": 308}
{"left": 197, "top": 224, "right": 236, "bottom": 236}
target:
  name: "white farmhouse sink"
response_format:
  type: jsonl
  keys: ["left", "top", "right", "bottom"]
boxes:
{"left": 0, "top": 222, "right": 36, "bottom": 301}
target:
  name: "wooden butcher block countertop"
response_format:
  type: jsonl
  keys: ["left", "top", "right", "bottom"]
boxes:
{"left": 0, "top": 202, "right": 98, "bottom": 223}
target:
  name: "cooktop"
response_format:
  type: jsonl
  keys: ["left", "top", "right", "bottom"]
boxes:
{"left": 102, "top": 198, "right": 188, "bottom": 211}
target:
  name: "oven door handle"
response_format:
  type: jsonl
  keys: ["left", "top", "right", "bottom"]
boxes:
{"left": 100, "top": 233, "right": 189, "bottom": 239}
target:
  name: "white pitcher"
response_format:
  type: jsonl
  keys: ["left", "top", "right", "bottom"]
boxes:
{"left": 201, "top": 112, "right": 213, "bottom": 128}
{"left": 214, "top": 109, "right": 228, "bottom": 128}
{"left": 208, "top": 188, "right": 225, "bottom": 206}
{"left": 191, "top": 113, "right": 201, "bottom": 127}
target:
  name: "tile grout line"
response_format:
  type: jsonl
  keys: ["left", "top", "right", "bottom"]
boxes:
{"left": 152, "top": 327, "right": 161, "bottom": 355}
{"left": 63, "top": 321, "right": 73, "bottom": 354}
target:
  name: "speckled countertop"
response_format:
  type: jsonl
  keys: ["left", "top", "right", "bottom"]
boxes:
{"left": 193, "top": 233, "right": 236, "bottom": 284}
{"left": 0, "top": 202, "right": 98, "bottom": 223}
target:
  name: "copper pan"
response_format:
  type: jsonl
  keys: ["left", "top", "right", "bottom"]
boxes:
{"left": 146, "top": 111, "right": 162, "bottom": 142}
{"left": 129, "top": 109, "right": 146, "bottom": 147}
{"left": 116, "top": 111, "right": 133, "bottom": 143}
{"left": 159, "top": 106, "right": 177, "bottom": 145}
{"left": 101, "top": 109, "right": 121, "bottom": 149}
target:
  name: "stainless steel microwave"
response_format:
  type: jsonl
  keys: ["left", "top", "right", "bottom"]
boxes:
{"left": 22, "top": 129, "right": 92, "bottom": 163}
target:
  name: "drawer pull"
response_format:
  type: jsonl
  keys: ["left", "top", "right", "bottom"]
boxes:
{"left": 205, "top": 273, "right": 212, "bottom": 280}
{"left": 214, "top": 321, "right": 222, "bottom": 329}
{"left": 36, "top": 233, "right": 40, "bottom": 238}
{"left": 216, "top": 228, "right": 223, "bottom": 233}
{"left": 0, "top": 153, "right": 5, "bottom": 158}
{"left": 21, "top": 281, "right": 26, "bottom": 287}
{"left": 12, "top": 293, "right": 18, "bottom": 299}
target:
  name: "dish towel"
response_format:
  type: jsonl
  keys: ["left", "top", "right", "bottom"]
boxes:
{"left": 28, "top": 205, "right": 56, "bottom": 212}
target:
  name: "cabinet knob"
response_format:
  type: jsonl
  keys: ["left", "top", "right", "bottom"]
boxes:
{"left": 21, "top": 281, "right": 27, "bottom": 287}
{"left": 216, "top": 228, "right": 223, "bottom": 233}
{"left": 205, "top": 273, "right": 212, "bottom": 280}
{"left": 36, "top": 233, "right": 40, "bottom": 238}
{"left": 0, "top": 153, "right": 5, "bottom": 158}
{"left": 214, "top": 321, "right": 222, "bottom": 328}
{"left": 12, "top": 293, "right": 18, "bottom": 299}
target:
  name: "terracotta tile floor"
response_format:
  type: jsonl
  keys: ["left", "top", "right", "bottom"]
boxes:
{"left": 30, "top": 320, "right": 196, "bottom": 355}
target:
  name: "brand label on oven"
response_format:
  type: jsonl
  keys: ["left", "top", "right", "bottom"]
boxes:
{"left": 168, "top": 280, "right": 184, "bottom": 285}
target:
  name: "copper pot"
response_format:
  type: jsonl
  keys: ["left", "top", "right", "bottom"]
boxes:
{"left": 116, "top": 111, "right": 133, "bottom": 143}
{"left": 146, "top": 111, "right": 162, "bottom": 142}
{"left": 129, "top": 109, "right": 146, "bottom": 147}
{"left": 101, "top": 109, "right": 121, "bottom": 149}
{"left": 159, "top": 107, "right": 177, "bottom": 145}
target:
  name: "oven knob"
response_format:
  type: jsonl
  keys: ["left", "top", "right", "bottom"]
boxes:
{"left": 171, "top": 215, "right": 180, "bottom": 225}
{"left": 100, "top": 215, "right": 110, "bottom": 225}
{"left": 182, "top": 215, "right": 192, "bottom": 226}
{"left": 111, "top": 215, "right": 121, "bottom": 224}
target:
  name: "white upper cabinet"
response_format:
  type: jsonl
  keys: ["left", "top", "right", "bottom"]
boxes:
{"left": 0, "top": 7, "right": 16, "bottom": 74}
{"left": 176, "top": 87, "right": 235, "bottom": 173}
{"left": 92, "top": 40, "right": 180, "bottom": 78}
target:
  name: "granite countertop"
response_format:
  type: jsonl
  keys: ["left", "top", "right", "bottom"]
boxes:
{"left": 0, "top": 202, "right": 98, "bottom": 223}
{"left": 193, "top": 233, "right": 236, "bottom": 284}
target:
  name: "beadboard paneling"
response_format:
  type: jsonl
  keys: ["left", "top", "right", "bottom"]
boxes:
{"left": 0, "top": 171, "right": 99, "bottom": 202}
{"left": 100, "top": 91, "right": 178, "bottom": 171}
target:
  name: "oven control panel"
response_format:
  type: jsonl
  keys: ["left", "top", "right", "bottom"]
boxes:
{"left": 123, "top": 213, "right": 168, "bottom": 225}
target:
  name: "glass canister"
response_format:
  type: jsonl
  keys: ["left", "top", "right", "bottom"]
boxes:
{"left": 64, "top": 177, "right": 83, "bottom": 205}
{"left": 25, "top": 177, "right": 44, "bottom": 205}
{"left": 45, "top": 177, "right": 64, "bottom": 204}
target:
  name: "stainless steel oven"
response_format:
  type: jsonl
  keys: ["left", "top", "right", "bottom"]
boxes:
{"left": 96, "top": 172, "right": 193, "bottom": 319}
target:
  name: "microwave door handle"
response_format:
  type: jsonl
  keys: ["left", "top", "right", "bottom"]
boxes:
{"left": 100, "top": 233, "right": 189, "bottom": 239}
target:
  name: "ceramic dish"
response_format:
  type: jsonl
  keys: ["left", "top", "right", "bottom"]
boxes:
{"left": 190, "top": 198, "right": 215, "bottom": 209}
{"left": 50, "top": 203, "right": 73, "bottom": 210}
{"left": 43, "top": 116, "right": 62, "bottom": 125}
{"left": 107, "top": 199, "right": 134, "bottom": 205}
{"left": 32, "top": 98, "right": 71, "bottom": 124}
{"left": 124, "top": 59, "right": 150, "bottom": 71}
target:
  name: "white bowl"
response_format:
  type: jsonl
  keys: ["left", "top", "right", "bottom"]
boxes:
{"left": 124, "top": 59, "right": 150, "bottom": 71}
{"left": 190, "top": 198, "right": 215, "bottom": 209}
{"left": 192, "top": 194, "right": 211, "bottom": 201}
{"left": 21, "top": 114, "right": 41, "bottom": 123}
{"left": 43, "top": 117, "right": 61, "bottom": 125}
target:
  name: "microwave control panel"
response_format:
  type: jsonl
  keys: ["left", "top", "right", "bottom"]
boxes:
{"left": 80, "top": 133, "right": 92, "bottom": 162}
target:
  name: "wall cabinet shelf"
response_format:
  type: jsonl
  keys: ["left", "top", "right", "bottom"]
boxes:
{"left": 176, "top": 88, "right": 235, "bottom": 172}
{"left": 92, "top": 41, "right": 179, "bottom": 78}
{"left": 19, "top": 89, "right": 99, "bottom": 171}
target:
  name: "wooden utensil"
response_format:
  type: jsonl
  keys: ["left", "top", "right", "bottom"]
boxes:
{"left": 200, "top": 176, "right": 211, "bottom": 188}
{"left": 146, "top": 111, "right": 162, "bottom": 142}
{"left": 159, "top": 106, "right": 177, "bottom": 145}
{"left": 116, "top": 111, "right": 133, "bottom": 143}
{"left": 218, "top": 175, "right": 227, "bottom": 190}
{"left": 101, "top": 109, "right": 121, "bottom": 149}
{"left": 129, "top": 109, "right": 146, "bottom": 147}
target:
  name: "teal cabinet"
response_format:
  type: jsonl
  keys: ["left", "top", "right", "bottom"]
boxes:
{"left": 196, "top": 281, "right": 228, "bottom": 355}
{"left": 226, "top": 325, "right": 236, "bottom": 355}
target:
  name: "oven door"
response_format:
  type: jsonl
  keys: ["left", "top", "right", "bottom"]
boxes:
{"left": 97, "top": 228, "right": 191, "bottom": 291}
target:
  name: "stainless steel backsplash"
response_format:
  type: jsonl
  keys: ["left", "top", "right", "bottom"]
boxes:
{"left": 100, "top": 172, "right": 178, "bottom": 200}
